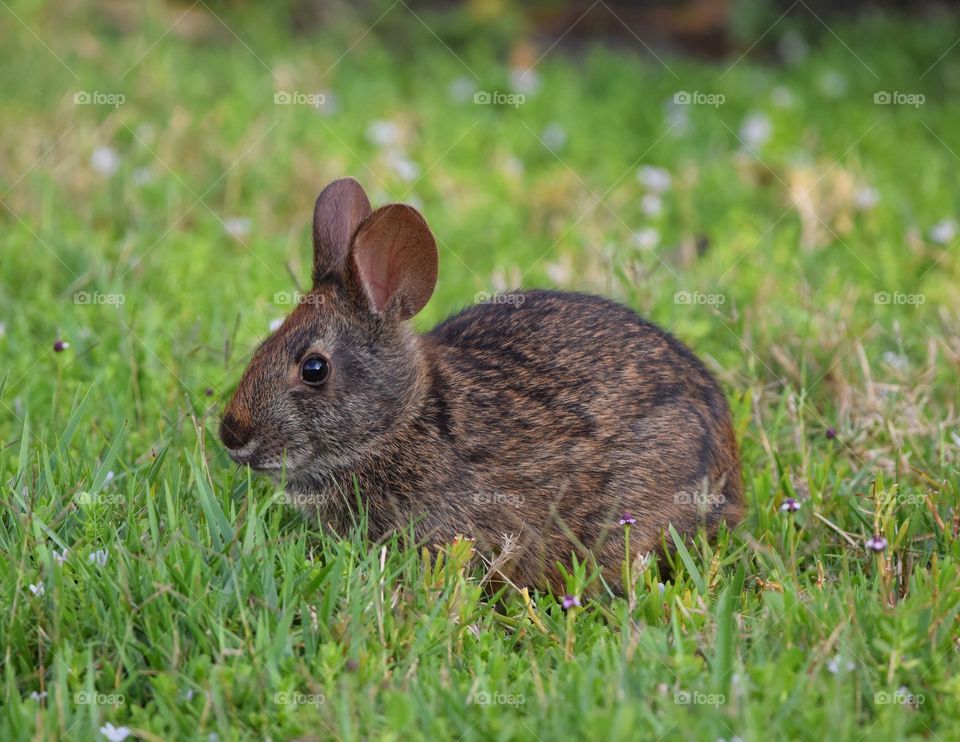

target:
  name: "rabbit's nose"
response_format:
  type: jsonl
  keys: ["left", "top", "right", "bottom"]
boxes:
{"left": 220, "top": 411, "right": 252, "bottom": 451}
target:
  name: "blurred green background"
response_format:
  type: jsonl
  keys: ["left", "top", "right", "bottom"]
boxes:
{"left": 2, "top": 0, "right": 958, "bottom": 419}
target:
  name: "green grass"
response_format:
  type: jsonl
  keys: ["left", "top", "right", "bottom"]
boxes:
{"left": 2, "top": 2, "right": 960, "bottom": 739}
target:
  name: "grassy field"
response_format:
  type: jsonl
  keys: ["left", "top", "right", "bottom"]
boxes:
{"left": 2, "top": 2, "right": 960, "bottom": 739}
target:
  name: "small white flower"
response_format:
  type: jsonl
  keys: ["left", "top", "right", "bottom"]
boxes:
{"left": 99, "top": 723, "right": 132, "bottom": 742}
{"left": 509, "top": 67, "right": 541, "bottom": 96}
{"left": 777, "top": 30, "right": 809, "bottom": 65}
{"left": 545, "top": 261, "right": 571, "bottom": 285}
{"left": 131, "top": 167, "right": 154, "bottom": 187}
{"left": 882, "top": 351, "right": 909, "bottom": 372}
{"left": 314, "top": 90, "right": 338, "bottom": 116}
{"left": 632, "top": 227, "right": 660, "bottom": 250}
{"left": 854, "top": 186, "right": 879, "bottom": 211}
{"left": 53, "top": 549, "right": 68, "bottom": 565}
{"left": 91, "top": 147, "right": 121, "bottom": 176}
{"left": 740, "top": 113, "right": 772, "bottom": 149}
{"left": 665, "top": 102, "right": 691, "bottom": 136}
{"left": 819, "top": 71, "right": 847, "bottom": 99}
{"left": 929, "top": 218, "right": 957, "bottom": 245}
{"left": 501, "top": 155, "right": 524, "bottom": 179}
{"left": 104, "top": 471, "right": 115, "bottom": 485}
{"left": 385, "top": 151, "right": 420, "bottom": 182}
{"left": 89, "top": 549, "right": 109, "bottom": 568}
{"left": 641, "top": 194, "right": 663, "bottom": 216}
{"left": 770, "top": 86, "right": 795, "bottom": 108}
{"left": 366, "top": 120, "right": 402, "bottom": 148}
{"left": 223, "top": 217, "right": 251, "bottom": 239}
{"left": 827, "top": 654, "right": 855, "bottom": 674}
{"left": 637, "top": 165, "right": 672, "bottom": 194}
{"left": 269, "top": 317, "right": 284, "bottom": 333}
{"left": 29, "top": 691, "right": 47, "bottom": 701}
{"left": 448, "top": 76, "right": 476, "bottom": 103}
{"left": 657, "top": 582, "right": 665, "bottom": 594}
{"left": 135, "top": 123, "right": 156, "bottom": 143}
{"left": 28, "top": 581, "right": 44, "bottom": 596}
{"left": 541, "top": 122, "right": 566, "bottom": 151}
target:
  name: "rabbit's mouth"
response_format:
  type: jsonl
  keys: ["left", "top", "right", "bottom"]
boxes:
{"left": 250, "top": 461, "right": 283, "bottom": 472}
{"left": 225, "top": 440, "right": 289, "bottom": 474}
{"left": 233, "top": 449, "right": 307, "bottom": 479}
{"left": 245, "top": 458, "right": 291, "bottom": 475}
{"left": 225, "top": 438, "right": 260, "bottom": 465}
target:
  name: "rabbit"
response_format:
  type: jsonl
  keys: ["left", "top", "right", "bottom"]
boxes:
{"left": 220, "top": 177, "right": 742, "bottom": 594}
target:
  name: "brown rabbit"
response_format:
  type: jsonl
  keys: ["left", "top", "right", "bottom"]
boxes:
{"left": 220, "top": 178, "right": 742, "bottom": 593}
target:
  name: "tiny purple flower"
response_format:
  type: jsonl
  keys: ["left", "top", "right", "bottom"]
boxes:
{"left": 205, "top": 387, "right": 214, "bottom": 397}
{"left": 561, "top": 594, "right": 581, "bottom": 610}
{"left": 53, "top": 339, "right": 70, "bottom": 353}
{"left": 780, "top": 498, "right": 801, "bottom": 513}
{"left": 619, "top": 513, "right": 637, "bottom": 526}
{"left": 866, "top": 535, "right": 888, "bottom": 552}
{"left": 825, "top": 427, "right": 837, "bottom": 439}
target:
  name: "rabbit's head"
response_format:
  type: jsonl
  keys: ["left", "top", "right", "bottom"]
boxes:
{"left": 220, "top": 178, "right": 438, "bottom": 480}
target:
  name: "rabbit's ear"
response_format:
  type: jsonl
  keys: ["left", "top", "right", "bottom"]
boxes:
{"left": 350, "top": 204, "right": 438, "bottom": 319}
{"left": 312, "top": 178, "right": 372, "bottom": 284}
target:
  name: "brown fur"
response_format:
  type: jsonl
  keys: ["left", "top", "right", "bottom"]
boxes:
{"left": 221, "top": 178, "right": 743, "bottom": 594}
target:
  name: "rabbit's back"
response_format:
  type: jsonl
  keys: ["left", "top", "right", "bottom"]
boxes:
{"left": 422, "top": 290, "right": 741, "bottom": 586}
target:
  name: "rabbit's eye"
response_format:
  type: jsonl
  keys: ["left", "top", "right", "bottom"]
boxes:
{"left": 300, "top": 355, "right": 330, "bottom": 386}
